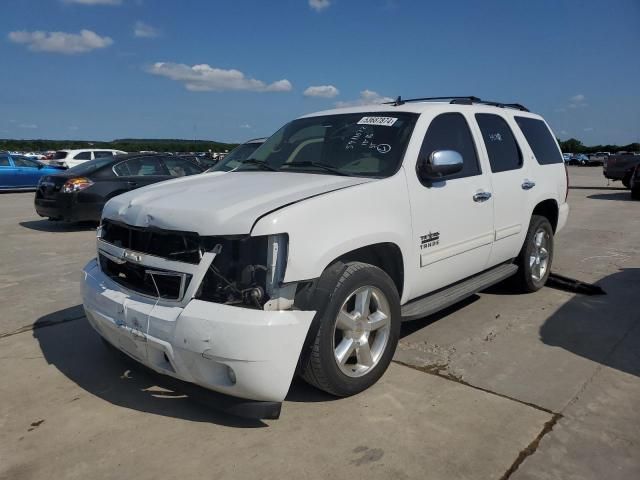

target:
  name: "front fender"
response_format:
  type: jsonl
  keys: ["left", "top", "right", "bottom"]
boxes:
{"left": 251, "top": 171, "right": 416, "bottom": 304}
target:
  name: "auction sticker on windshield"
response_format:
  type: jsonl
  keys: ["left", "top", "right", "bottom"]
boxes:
{"left": 357, "top": 116, "right": 398, "bottom": 126}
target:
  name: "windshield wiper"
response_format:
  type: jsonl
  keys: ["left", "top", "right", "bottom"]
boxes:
{"left": 238, "top": 158, "right": 278, "bottom": 171}
{"left": 280, "top": 161, "right": 349, "bottom": 176}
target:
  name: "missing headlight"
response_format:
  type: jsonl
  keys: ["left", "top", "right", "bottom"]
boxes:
{"left": 196, "top": 234, "right": 288, "bottom": 309}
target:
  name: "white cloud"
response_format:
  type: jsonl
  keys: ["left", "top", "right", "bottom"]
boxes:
{"left": 148, "top": 62, "right": 293, "bottom": 92}
{"left": 240, "top": 124, "right": 252, "bottom": 129}
{"left": 18, "top": 123, "right": 38, "bottom": 129}
{"left": 303, "top": 85, "right": 339, "bottom": 98}
{"left": 62, "top": 0, "right": 122, "bottom": 5}
{"left": 8, "top": 29, "right": 113, "bottom": 54}
{"left": 583, "top": 127, "right": 594, "bottom": 132}
{"left": 134, "top": 21, "right": 159, "bottom": 38}
{"left": 568, "top": 93, "right": 587, "bottom": 109}
{"left": 335, "top": 89, "right": 394, "bottom": 107}
{"left": 560, "top": 130, "right": 568, "bottom": 136}
{"left": 68, "top": 125, "right": 79, "bottom": 131}
{"left": 309, "top": 0, "right": 331, "bottom": 12}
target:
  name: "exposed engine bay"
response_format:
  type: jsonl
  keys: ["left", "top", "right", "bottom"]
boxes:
{"left": 197, "top": 235, "right": 271, "bottom": 308}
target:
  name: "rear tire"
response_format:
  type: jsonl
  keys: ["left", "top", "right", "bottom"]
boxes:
{"left": 514, "top": 215, "right": 554, "bottom": 292}
{"left": 301, "top": 262, "right": 401, "bottom": 397}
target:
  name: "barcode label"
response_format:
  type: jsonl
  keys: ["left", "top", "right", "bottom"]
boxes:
{"left": 357, "top": 116, "right": 398, "bottom": 126}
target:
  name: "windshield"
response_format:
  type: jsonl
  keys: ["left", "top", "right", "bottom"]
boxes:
{"left": 234, "top": 112, "right": 418, "bottom": 178}
{"left": 67, "top": 157, "right": 114, "bottom": 175}
{"left": 209, "top": 142, "right": 263, "bottom": 172}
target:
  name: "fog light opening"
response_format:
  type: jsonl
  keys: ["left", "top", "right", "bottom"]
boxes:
{"left": 227, "top": 365, "right": 237, "bottom": 385}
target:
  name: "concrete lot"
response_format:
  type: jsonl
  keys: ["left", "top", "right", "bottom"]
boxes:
{"left": 1, "top": 167, "right": 638, "bottom": 479}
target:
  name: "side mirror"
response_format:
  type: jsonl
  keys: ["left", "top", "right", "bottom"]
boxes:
{"left": 37, "top": 163, "right": 44, "bottom": 169}
{"left": 418, "top": 150, "right": 464, "bottom": 181}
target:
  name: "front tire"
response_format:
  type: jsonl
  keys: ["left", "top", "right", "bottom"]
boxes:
{"left": 301, "top": 262, "right": 401, "bottom": 397}
{"left": 514, "top": 215, "right": 554, "bottom": 292}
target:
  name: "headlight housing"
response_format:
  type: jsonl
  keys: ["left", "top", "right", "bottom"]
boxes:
{"left": 196, "top": 233, "right": 288, "bottom": 308}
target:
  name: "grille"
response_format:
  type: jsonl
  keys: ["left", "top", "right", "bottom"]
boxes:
{"left": 100, "top": 219, "right": 202, "bottom": 264}
{"left": 99, "top": 253, "right": 191, "bottom": 300}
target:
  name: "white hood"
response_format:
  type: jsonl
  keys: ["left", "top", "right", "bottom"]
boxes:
{"left": 102, "top": 171, "right": 373, "bottom": 235}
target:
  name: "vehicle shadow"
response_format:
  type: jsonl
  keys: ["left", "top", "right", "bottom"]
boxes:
{"left": 399, "top": 295, "right": 480, "bottom": 338}
{"left": 33, "top": 309, "right": 268, "bottom": 428}
{"left": 20, "top": 220, "right": 97, "bottom": 232}
{"left": 32, "top": 306, "right": 337, "bottom": 425}
{"left": 539, "top": 268, "right": 640, "bottom": 378}
{"left": 587, "top": 192, "right": 633, "bottom": 201}
{"left": 569, "top": 186, "right": 626, "bottom": 191}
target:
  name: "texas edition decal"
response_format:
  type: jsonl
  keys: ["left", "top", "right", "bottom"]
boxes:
{"left": 420, "top": 232, "right": 440, "bottom": 250}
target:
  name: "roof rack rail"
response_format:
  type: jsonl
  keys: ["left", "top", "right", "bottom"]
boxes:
{"left": 385, "top": 96, "right": 529, "bottom": 112}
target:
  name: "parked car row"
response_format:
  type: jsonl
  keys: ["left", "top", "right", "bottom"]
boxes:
{"left": 30, "top": 138, "right": 266, "bottom": 223}
{"left": 562, "top": 153, "right": 603, "bottom": 166}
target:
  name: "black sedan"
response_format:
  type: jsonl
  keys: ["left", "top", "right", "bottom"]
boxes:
{"left": 35, "top": 153, "right": 204, "bottom": 223}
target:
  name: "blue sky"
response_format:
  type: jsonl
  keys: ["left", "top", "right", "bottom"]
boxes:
{"left": 1, "top": 0, "right": 639, "bottom": 145}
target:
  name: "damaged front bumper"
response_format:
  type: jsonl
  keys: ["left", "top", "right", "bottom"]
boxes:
{"left": 81, "top": 259, "right": 316, "bottom": 418}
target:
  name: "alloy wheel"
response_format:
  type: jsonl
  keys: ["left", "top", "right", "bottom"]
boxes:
{"left": 332, "top": 286, "right": 391, "bottom": 378}
{"left": 529, "top": 228, "right": 550, "bottom": 282}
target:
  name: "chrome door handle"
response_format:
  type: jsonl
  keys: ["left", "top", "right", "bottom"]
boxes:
{"left": 522, "top": 179, "right": 536, "bottom": 190}
{"left": 473, "top": 191, "right": 492, "bottom": 202}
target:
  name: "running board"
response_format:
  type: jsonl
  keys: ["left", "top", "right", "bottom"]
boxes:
{"left": 401, "top": 263, "right": 518, "bottom": 321}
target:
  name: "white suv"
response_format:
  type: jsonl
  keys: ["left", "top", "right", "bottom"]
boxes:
{"left": 81, "top": 97, "right": 569, "bottom": 418}
{"left": 51, "top": 149, "right": 126, "bottom": 168}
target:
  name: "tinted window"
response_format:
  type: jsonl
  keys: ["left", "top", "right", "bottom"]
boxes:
{"left": 476, "top": 114, "right": 522, "bottom": 173}
{"left": 114, "top": 157, "right": 165, "bottom": 176}
{"left": 0, "top": 155, "right": 10, "bottom": 167}
{"left": 419, "top": 113, "right": 480, "bottom": 180}
{"left": 94, "top": 151, "right": 114, "bottom": 159}
{"left": 53, "top": 151, "right": 68, "bottom": 160}
{"left": 163, "top": 157, "right": 203, "bottom": 176}
{"left": 514, "top": 117, "right": 563, "bottom": 165}
{"left": 74, "top": 151, "right": 92, "bottom": 160}
{"left": 13, "top": 156, "right": 39, "bottom": 168}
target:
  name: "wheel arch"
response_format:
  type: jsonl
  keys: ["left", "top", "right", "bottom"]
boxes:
{"left": 332, "top": 242, "right": 405, "bottom": 299}
{"left": 532, "top": 198, "right": 559, "bottom": 233}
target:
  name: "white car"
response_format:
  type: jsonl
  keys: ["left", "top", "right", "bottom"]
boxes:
{"left": 82, "top": 96, "right": 569, "bottom": 418}
{"left": 50, "top": 149, "right": 126, "bottom": 168}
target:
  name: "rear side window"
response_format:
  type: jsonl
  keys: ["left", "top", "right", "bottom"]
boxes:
{"left": 163, "top": 157, "right": 203, "bottom": 176}
{"left": 0, "top": 155, "right": 10, "bottom": 166}
{"left": 13, "top": 156, "right": 38, "bottom": 167}
{"left": 114, "top": 157, "right": 166, "bottom": 176}
{"left": 53, "top": 151, "right": 68, "bottom": 160}
{"left": 94, "top": 151, "right": 114, "bottom": 159}
{"left": 475, "top": 114, "right": 522, "bottom": 173}
{"left": 514, "top": 117, "right": 563, "bottom": 165}
{"left": 418, "top": 113, "right": 480, "bottom": 180}
{"left": 74, "top": 151, "right": 92, "bottom": 160}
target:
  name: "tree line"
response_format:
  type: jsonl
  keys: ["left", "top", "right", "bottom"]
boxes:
{"left": 0, "top": 138, "right": 239, "bottom": 153}
{"left": 558, "top": 138, "right": 640, "bottom": 154}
